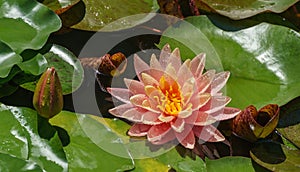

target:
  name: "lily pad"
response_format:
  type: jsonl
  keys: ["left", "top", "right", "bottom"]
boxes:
{"left": 0, "top": 0, "right": 61, "bottom": 53}
{"left": 49, "top": 111, "right": 135, "bottom": 172}
{"left": 205, "top": 156, "right": 255, "bottom": 172}
{"left": 198, "top": 0, "right": 299, "bottom": 20}
{"left": 158, "top": 15, "right": 300, "bottom": 109}
{"left": 0, "top": 103, "right": 68, "bottom": 171}
{"left": 71, "top": 0, "right": 159, "bottom": 31}
{"left": 0, "top": 41, "right": 22, "bottom": 78}
{"left": 0, "top": 153, "right": 42, "bottom": 172}
{"left": 21, "top": 44, "right": 84, "bottom": 95}
{"left": 250, "top": 141, "right": 300, "bottom": 171}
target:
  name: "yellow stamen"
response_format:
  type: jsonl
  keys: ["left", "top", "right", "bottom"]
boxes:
{"left": 156, "top": 76, "right": 182, "bottom": 116}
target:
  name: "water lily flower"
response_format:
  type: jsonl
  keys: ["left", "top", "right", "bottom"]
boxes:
{"left": 108, "top": 44, "right": 240, "bottom": 149}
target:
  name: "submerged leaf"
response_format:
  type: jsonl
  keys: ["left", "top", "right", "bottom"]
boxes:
{"left": 71, "top": 0, "right": 158, "bottom": 31}
{"left": 251, "top": 141, "right": 300, "bottom": 171}
{"left": 198, "top": 0, "right": 299, "bottom": 20}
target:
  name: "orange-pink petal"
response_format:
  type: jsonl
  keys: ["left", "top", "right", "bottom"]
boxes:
{"left": 175, "top": 124, "right": 195, "bottom": 149}
{"left": 196, "top": 70, "right": 215, "bottom": 93}
{"left": 134, "top": 54, "right": 150, "bottom": 80}
{"left": 185, "top": 111, "right": 217, "bottom": 126}
{"left": 128, "top": 124, "right": 152, "bottom": 137}
{"left": 107, "top": 87, "right": 132, "bottom": 103}
{"left": 109, "top": 103, "right": 134, "bottom": 117}
{"left": 193, "top": 125, "right": 225, "bottom": 143}
{"left": 148, "top": 123, "right": 172, "bottom": 142}
{"left": 210, "top": 107, "right": 241, "bottom": 121}
{"left": 190, "top": 53, "right": 205, "bottom": 78}
{"left": 201, "top": 96, "right": 231, "bottom": 114}
{"left": 209, "top": 71, "right": 230, "bottom": 94}
{"left": 124, "top": 78, "right": 145, "bottom": 95}
{"left": 171, "top": 118, "right": 185, "bottom": 133}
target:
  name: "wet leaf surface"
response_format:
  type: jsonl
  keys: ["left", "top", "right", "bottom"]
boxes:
{"left": 0, "top": 0, "right": 61, "bottom": 53}
{"left": 0, "top": 103, "right": 68, "bottom": 171}
{"left": 159, "top": 15, "right": 300, "bottom": 109}
{"left": 251, "top": 141, "right": 300, "bottom": 171}
{"left": 20, "top": 44, "right": 84, "bottom": 95}
{"left": 198, "top": 0, "right": 299, "bottom": 20}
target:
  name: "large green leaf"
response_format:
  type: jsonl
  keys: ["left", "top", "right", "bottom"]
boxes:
{"left": 71, "top": 0, "right": 158, "bottom": 31}
{"left": 250, "top": 142, "right": 300, "bottom": 171}
{"left": 0, "top": 153, "right": 42, "bottom": 172}
{"left": 0, "top": 103, "right": 68, "bottom": 171}
{"left": 198, "top": 0, "right": 299, "bottom": 19}
{"left": 49, "top": 111, "right": 135, "bottom": 172}
{"left": 205, "top": 156, "right": 255, "bottom": 172}
{"left": 158, "top": 15, "right": 300, "bottom": 109}
{"left": 0, "top": 0, "right": 61, "bottom": 53}
{"left": 20, "top": 44, "right": 84, "bottom": 95}
{"left": 0, "top": 41, "right": 22, "bottom": 78}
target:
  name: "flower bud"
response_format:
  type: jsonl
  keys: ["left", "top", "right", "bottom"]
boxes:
{"left": 33, "top": 67, "right": 63, "bottom": 119}
{"left": 98, "top": 52, "right": 127, "bottom": 77}
{"left": 232, "top": 104, "right": 279, "bottom": 142}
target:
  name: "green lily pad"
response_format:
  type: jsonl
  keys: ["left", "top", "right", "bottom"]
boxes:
{"left": 43, "top": 0, "right": 80, "bottom": 11}
{"left": 250, "top": 141, "right": 300, "bottom": 171}
{"left": 278, "top": 124, "right": 300, "bottom": 148}
{"left": 0, "top": 153, "right": 42, "bottom": 172}
{"left": 158, "top": 15, "right": 300, "bottom": 109}
{"left": 0, "top": 0, "right": 61, "bottom": 53}
{"left": 199, "top": 0, "right": 299, "bottom": 20}
{"left": 21, "top": 44, "right": 84, "bottom": 95}
{"left": 0, "top": 103, "right": 68, "bottom": 171}
{"left": 17, "top": 53, "right": 48, "bottom": 76}
{"left": 71, "top": 0, "right": 158, "bottom": 31}
{"left": 0, "top": 41, "right": 22, "bottom": 78}
{"left": 205, "top": 156, "right": 255, "bottom": 172}
{"left": 49, "top": 111, "right": 135, "bottom": 172}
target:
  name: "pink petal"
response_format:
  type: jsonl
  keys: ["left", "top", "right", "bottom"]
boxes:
{"left": 171, "top": 118, "right": 185, "bottom": 133}
{"left": 177, "top": 60, "right": 194, "bottom": 86}
{"left": 150, "top": 54, "right": 162, "bottom": 70}
{"left": 128, "top": 124, "right": 152, "bottom": 137}
{"left": 141, "top": 111, "right": 163, "bottom": 125}
{"left": 196, "top": 70, "right": 215, "bottom": 93}
{"left": 124, "top": 78, "right": 145, "bottom": 95}
{"left": 178, "top": 108, "right": 193, "bottom": 118}
{"left": 107, "top": 87, "right": 132, "bottom": 104}
{"left": 109, "top": 104, "right": 134, "bottom": 117}
{"left": 210, "top": 107, "right": 241, "bottom": 121}
{"left": 159, "top": 44, "right": 171, "bottom": 69}
{"left": 189, "top": 93, "right": 211, "bottom": 110}
{"left": 201, "top": 96, "right": 231, "bottom": 114}
{"left": 148, "top": 123, "right": 172, "bottom": 142}
{"left": 193, "top": 125, "right": 225, "bottom": 143}
{"left": 181, "top": 78, "right": 196, "bottom": 106}
{"left": 158, "top": 114, "right": 175, "bottom": 122}
{"left": 185, "top": 111, "right": 217, "bottom": 126}
{"left": 175, "top": 124, "right": 195, "bottom": 149}
{"left": 143, "top": 69, "right": 164, "bottom": 82}
{"left": 165, "top": 64, "right": 177, "bottom": 79}
{"left": 122, "top": 107, "right": 146, "bottom": 122}
{"left": 168, "top": 48, "right": 182, "bottom": 71}
{"left": 190, "top": 53, "right": 206, "bottom": 78}
{"left": 141, "top": 73, "right": 159, "bottom": 86}
{"left": 130, "top": 94, "right": 159, "bottom": 113}
{"left": 134, "top": 54, "right": 150, "bottom": 80}
{"left": 149, "top": 128, "right": 176, "bottom": 145}
{"left": 209, "top": 71, "right": 230, "bottom": 95}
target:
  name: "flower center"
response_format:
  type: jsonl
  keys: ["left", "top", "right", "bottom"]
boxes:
{"left": 156, "top": 75, "right": 182, "bottom": 116}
